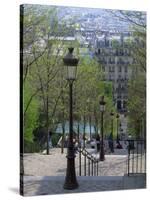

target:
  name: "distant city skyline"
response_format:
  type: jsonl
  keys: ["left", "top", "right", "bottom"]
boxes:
{"left": 24, "top": 4, "right": 146, "bottom": 33}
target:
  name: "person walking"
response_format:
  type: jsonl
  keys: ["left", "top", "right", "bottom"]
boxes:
{"left": 108, "top": 133, "right": 114, "bottom": 153}
{"left": 96, "top": 134, "right": 100, "bottom": 152}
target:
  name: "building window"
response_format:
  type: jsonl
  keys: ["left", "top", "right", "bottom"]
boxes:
{"left": 123, "top": 101, "right": 127, "bottom": 109}
{"left": 117, "top": 100, "right": 122, "bottom": 110}
{"left": 118, "top": 66, "right": 122, "bottom": 72}
{"left": 125, "top": 66, "right": 128, "bottom": 73}
{"left": 118, "top": 75, "right": 122, "bottom": 81}
{"left": 102, "top": 66, "right": 105, "bottom": 72}
{"left": 109, "top": 66, "right": 115, "bottom": 72}
{"left": 109, "top": 66, "right": 111, "bottom": 72}
{"left": 109, "top": 57, "right": 115, "bottom": 64}
{"left": 112, "top": 66, "right": 115, "bottom": 72}
{"left": 119, "top": 49, "right": 123, "bottom": 56}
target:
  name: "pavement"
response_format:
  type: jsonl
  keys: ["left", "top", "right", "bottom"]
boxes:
{"left": 24, "top": 148, "right": 128, "bottom": 177}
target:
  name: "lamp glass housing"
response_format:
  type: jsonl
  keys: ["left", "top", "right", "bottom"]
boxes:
{"left": 100, "top": 104, "right": 105, "bottom": 112}
{"left": 67, "top": 65, "right": 77, "bottom": 80}
{"left": 63, "top": 47, "right": 79, "bottom": 81}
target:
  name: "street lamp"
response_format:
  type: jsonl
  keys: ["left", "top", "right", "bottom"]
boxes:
{"left": 116, "top": 113, "right": 120, "bottom": 143}
{"left": 110, "top": 111, "right": 114, "bottom": 153}
{"left": 87, "top": 98, "right": 92, "bottom": 140}
{"left": 99, "top": 96, "right": 106, "bottom": 161}
{"left": 63, "top": 47, "right": 79, "bottom": 190}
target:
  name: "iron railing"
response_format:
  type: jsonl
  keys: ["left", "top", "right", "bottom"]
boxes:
{"left": 127, "top": 139, "right": 146, "bottom": 176}
{"left": 77, "top": 147, "right": 99, "bottom": 176}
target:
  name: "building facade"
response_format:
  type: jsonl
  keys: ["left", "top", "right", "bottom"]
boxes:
{"left": 94, "top": 32, "right": 133, "bottom": 113}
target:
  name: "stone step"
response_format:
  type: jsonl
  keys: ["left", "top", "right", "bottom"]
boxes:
{"left": 24, "top": 175, "right": 123, "bottom": 183}
{"left": 23, "top": 175, "right": 124, "bottom": 196}
{"left": 23, "top": 174, "right": 146, "bottom": 196}
{"left": 123, "top": 174, "right": 146, "bottom": 189}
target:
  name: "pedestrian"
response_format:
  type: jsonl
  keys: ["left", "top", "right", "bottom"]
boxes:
{"left": 96, "top": 134, "right": 100, "bottom": 152}
{"left": 74, "top": 141, "right": 78, "bottom": 154}
{"left": 108, "top": 133, "right": 114, "bottom": 153}
{"left": 116, "top": 141, "right": 123, "bottom": 149}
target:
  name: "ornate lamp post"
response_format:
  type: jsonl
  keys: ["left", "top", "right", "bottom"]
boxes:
{"left": 99, "top": 96, "right": 106, "bottom": 161}
{"left": 87, "top": 98, "right": 92, "bottom": 140}
{"left": 116, "top": 113, "right": 120, "bottom": 143}
{"left": 63, "top": 47, "right": 79, "bottom": 190}
{"left": 110, "top": 111, "right": 114, "bottom": 153}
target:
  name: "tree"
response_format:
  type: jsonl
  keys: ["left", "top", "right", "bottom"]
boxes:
{"left": 22, "top": 5, "right": 58, "bottom": 152}
{"left": 23, "top": 81, "right": 39, "bottom": 145}
{"left": 22, "top": 5, "right": 77, "bottom": 153}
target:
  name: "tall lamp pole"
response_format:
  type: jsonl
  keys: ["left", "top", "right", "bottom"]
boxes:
{"left": 116, "top": 113, "right": 120, "bottom": 143}
{"left": 87, "top": 98, "right": 92, "bottom": 140}
{"left": 63, "top": 47, "right": 79, "bottom": 190}
{"left": 99, "top": 96, "right": 106, "bottom": 161}
{"left": 110, "top": 111, "right": 114, "bottom": 153}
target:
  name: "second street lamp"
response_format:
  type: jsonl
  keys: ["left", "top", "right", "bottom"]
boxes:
{"left": 63, "top": 47, "right": 79, "bottom": 190}
{"left": 99, "top": 96, "right": 106, "bottom": 161}
{"left": 110, "top": 111, "right": 114, "bottom": 153}
{"left": 87, "top": 98, "right": 92, "bottom": 140}
{"left": 116, "top": 113, "right": 120, "bottom": 143}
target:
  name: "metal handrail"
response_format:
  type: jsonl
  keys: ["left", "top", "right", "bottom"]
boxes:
{"left": 126, "top": 139, "right": 146, "bottom": 176}
{"left": 77, "top": 147, "right": 99, "bottom": 176}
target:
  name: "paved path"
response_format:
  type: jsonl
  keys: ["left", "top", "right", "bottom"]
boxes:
{"left": 24, "top": 148, "right": 127, "bottom": 177}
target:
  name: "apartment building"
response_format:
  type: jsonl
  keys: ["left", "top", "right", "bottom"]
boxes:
{"left": 94, "top": 32, "right": 133, "bottom": 113}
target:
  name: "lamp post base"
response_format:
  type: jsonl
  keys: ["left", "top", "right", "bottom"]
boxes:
{"left": 100, "top": 147, "right": 105, "bottom": 161}
{"left": 63, "top": 181, "right": 78, "bottom": 190}
{"left": 63, "top": 152, "right": 78, "bottom": 190}
{"left": 100, "top": 157, "right": 105, "bottom": 161}
{"left": 100, "top": 156, "right": 105, "bottom": 161}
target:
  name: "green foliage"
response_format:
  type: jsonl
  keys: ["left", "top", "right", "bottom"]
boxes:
{"left": 24, "top": 81, "right": 40, "bottom": 143}
{"left": 127, "top": 73, "right": 146, "bottom": 137}
{"left": 24, "top": 141, "right": 41, "bottom": 153}
{"left": 111, "top": 39, "right": 120, "bottom": 48}
{"left": 22, "top": 5, "right": 118, "bottom": 150}
{"left": 127, "top": 27, "right": 146, "bottom": 138}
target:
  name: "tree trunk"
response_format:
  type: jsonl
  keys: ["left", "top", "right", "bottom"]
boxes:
{"left": 61, "top": 122, "right": 65, "bottom": 154}
{"left": 83, "top": 115, "right": 86, "bottom": 148}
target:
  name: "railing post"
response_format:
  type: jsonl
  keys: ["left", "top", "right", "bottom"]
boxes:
{"left": 97, "top": 161, "right": 98, "bottom": 176}
{"left": 84, "top": 152, "right": 86, "bottom": 176}
{"left": 132, "top": 140, "right": 134, "bottom": 174}
{"left": 140, "top": 141, "right": 143, "bottom": 173}
{"left": 88, "top": 158, "right": 90, "bottom": 176}
{"left": 144, "top": 140, "right": 146, "bottom": 174}
{"left": 128, "top": 141, "right": 130, "bottom": 176}
{"left": 94, "top": 160, "right": 97, "bottom": 176}
{"left": 136, "top": 141, "right": 139, "bottom": 173}
{"left": 92, "top": 160, "right": 93, "bottom": 176}
{"left": 79, "top": 148, "right": 81, "bottom": 176}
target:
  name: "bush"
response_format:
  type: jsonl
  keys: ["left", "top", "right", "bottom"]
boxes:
{"left": 24, "top": 140, "right": 41, "bottom": 153}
